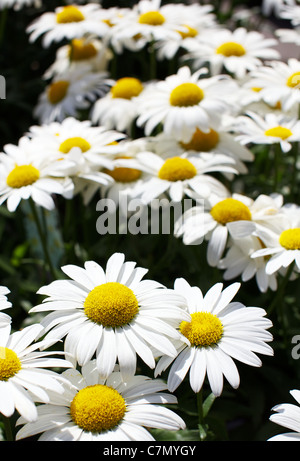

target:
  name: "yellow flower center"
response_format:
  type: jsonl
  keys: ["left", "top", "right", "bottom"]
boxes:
{"left": 56, "top": 6, "right": 85, "bottom": 24}
{"left": 138, "top": 11, "right": 165, "bottom": 25}
{"left": 84, "top": 282, "right": 139, "bottom": 327}
{"left": 286, "top": 71, "right": 300, "bottom": 88}
{"left": 0, "top": 347, "right": 22, "bottom": 381}
{"left": 180, "top": 312, "right": 223, "bottom": 347}
{"left": 47, "top": 81, "right": 70, "bottom": 105}
{"left": 59, "top": 137, "right": 91, "bottom": 154}
{"left": 177, "top": 24, "right": 198, "bottom": 39}
{"left": 111, "top": 77, "right": 144, "bottom": 100}
{"left": 104, "top": 157, "right": 142, "bottom": 183}
{"left": 216, "top": 41, "right": 246, "bottom": 57}
{"left": 210, "top": 198, "right": 252, "bottom": 225}
{"left": 264, "top": 126, "right": 293, "bottom": 140}
{"left": 69, "top": 39, "right": 98, "bottom": 61}
{"left": 170, "top": 83, "right": 204, "bottom": 107}
{"left": 6, "top": 165, "right": 40, "bottom": 189}
{"left": 180, "top": 128, "right": 219, "bottom": 152}
{"left": 279, "top": 228, "right": 300, "bottom": 250}
{"left": 158, "top": 157, "right": 197, "bottom": 182}
{"left": 70, "top": 384, "right": 126, "bottom": 433}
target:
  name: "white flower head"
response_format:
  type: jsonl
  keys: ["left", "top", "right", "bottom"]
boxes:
{"left": 0, "top": 287, "right": 12, "bottom": 330}
{"left": 175, "top": 193, "right": 285, "bottom": 267}
{"left": 16, "top": 360, "right": 186, "bottom": 441}
{"left": 184, "top": 27, "right": 280, "bottom": 79}
{"left": 0, "top": 137, "right": 73, "bottom": 212}
{"left": 30, "top": 253, "right": 190, "bottom": 380}
{"left": 234, "top": 111, "right": 300, "bottom": 153}
{"left": 0, "top": 323, "right": 73, "bottom": 422}
{"left": 27, "top": 4, "right": 109, "bottom": 48}
{"left": 34, "top": 68, "right": 110, "bottom": 124}
{"left": 155, "top": 279, "right": 273, "bottom": 396}
{"left": 136, "top": 66, "right": 237, "bottom": 143}
{"left": 120, "top": 151, "right": 237, "bottom": 204}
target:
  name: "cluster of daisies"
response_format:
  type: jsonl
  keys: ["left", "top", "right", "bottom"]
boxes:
{"left": 1, "top": 0, "right": 300, "bottom": 441}
{"left": 0, "top": 253, "right": 274, "bottom": 440}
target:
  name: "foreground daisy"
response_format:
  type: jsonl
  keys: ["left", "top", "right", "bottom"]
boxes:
{"left": 0, "top": 137, "right": 73, "bottom": 212}
{"left": 16, "top": 360, "right": 186, "bottom": 441}
{"left": 234, "top": 111, "right": 300, "bottom": 153}
{"left": 268, "top": 389, "right": 300, "bottom": 441}
{"left": 184, "top": 27, "right": 279, "bottom": 79}
{"left": 30, "top": 253, "right": 190, "bottom": 380}
{"left": 0, "top": 323, "right": 72, "bottom": 422}
{"left": 136, "top": 65, "right": 237, "bottom": 143}
{"left": 155, "top": 279, "right": 273, "bottom": 396}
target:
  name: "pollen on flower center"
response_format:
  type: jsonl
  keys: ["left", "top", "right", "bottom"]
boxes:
{"left": 286, "top": 71, "right": 300, "bottom": 88}
{"left": 180, "top": 312, "right": 223, "bottom": 347}
{"left": 70, "top": 384, "right": 126, "bottom": 433}
{"left": 264, "top": 126, "right": 293, "bottom": 140}
{"left": 0, "top": 347, "right": 21, "bottom": 381}
{"left": 47, "top": 81, "right": 70, "bottom": 105}
{"left": 279, "top": 228, "right": 300, "bottom": 250}
{"left": 170, "top": 83, "right": 204, "bottom": 107}
{"left": 56, "top": 6, "right": 85, "bottom": 24}
{"left": 158, "top": 157, "right": 197, "bottom": 182}
{"left": 111, "top": 77, "right": 144, "bottom": 100}
{"left": 216, "top": 41, "right": 246, "bottom": 57}
{"left": 69, "top": 39, "right": 98, "bottom": 61}
{"left": 59, "top": 137, "right": 92, "bottom": 153}
{"left": 180, "top": 128, "right": 219, "bottom": 152}
{"left": 210, "top": 198, "right": 252, "bottom": 225}
{"left": 84, "top": 282, "right": 139, "bottom": 327}
{"left": 104, "top": 157, "right": 142, "bottom": 183}
{"left": 6, "top": 165, "right": 40, "bottom": 189}
{"left": 138, "top": 11, "right": 165, "bottom": 25}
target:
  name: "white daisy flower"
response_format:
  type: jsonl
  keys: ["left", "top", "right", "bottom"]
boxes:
{"left": 44, "top": 37, "right": 112, "bottom": 79}
{"left": 0, "top": 137, "right": 73, "bottom": 212}
{"left": 247, "top": 58, "right": 300, "bottom": 112}
{"left": 276, "top": 27, "right": 300, "bottom": 46}
{"left": 136, "top": 65, "right": 237, "bottom": 143}
{"left": 27, "top": 4, "right": 108, "bottom": 48}
{"left": 91, "top": 77, "right": 146, "bottom": 134}
{"left": 155, "top": 279, "right": 273, "bottom": 396}
{"left": 108, "top": 0, "right": 187, "bottom": 52}
{"left": 34, "top": 68, "right": 109, "bottom": 124}
{"left": 268, "top": 389, "right": 300, "bottom": 441}
{"left": 218, "top": 235, "right": 278, "bottom": 293}
{"left": 119, "top": 151, "right": 237, "bottom": 204}
{"left": 279, "top": 3, "right": 300, "bottom": 26}
{"left": 175, "top": 193, "right": 285, "bottom": 267}
{"left": 16, "top": 360, "right": 185, "bottom": 441}
{"left": 0, "top": 322, "right": 73, "bottom": 422}
{"left": 0, "top": 0, "right": 41, "bottom": 10}
{"left": 251, "top": 204, "right": 300, "bottom": 275}
{"left": 184, "top": 27, "right": 280, "bottom": 79}
{"left": 29, "top": 253, "right": 190, "bottom": 380}
{"left": 234, "top": 111, "right": 300, "bottom": 153}
{"left": 146, "top": 126, "right": 254, "bottom": 175}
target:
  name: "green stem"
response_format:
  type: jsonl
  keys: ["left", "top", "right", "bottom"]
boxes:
{"left": 273, "top": 143, "right": 282, "bottom": 192}
{"left": 149, "top": 38, "right": 157, "bottom": 80}
{"left": 28, "top": 198, "right": 56, "bottom": 279}
{"left": 2, "top": 415, "right": 13, "bottom": 441}
{"left": 197, "top": 389, "right": 204, "bottom": 426}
